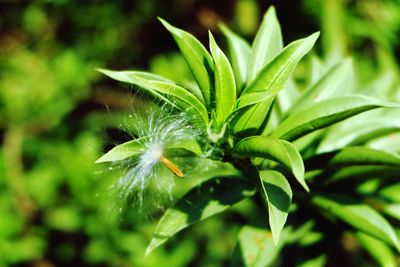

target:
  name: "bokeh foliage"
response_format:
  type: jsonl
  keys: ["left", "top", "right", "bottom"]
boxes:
{"left": 0, "top": 0, "right": 399, "bottom": 266}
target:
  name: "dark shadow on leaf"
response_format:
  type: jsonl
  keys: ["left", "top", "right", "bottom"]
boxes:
{"left": 173, "top": 176, "right": 255, "bottom": 224}
{"left": 265, "top": 182, "right": 291, "bottom": 212}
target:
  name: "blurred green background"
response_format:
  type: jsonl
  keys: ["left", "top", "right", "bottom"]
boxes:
{"left": 0, "top": 0, "right": 399, "bottom": 266}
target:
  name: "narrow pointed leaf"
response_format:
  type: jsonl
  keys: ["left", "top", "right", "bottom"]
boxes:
{"left": 98, "top": 69, "right": 173, "bottom": 105}
{"left": 318, "top": 109, "right": 400, "bottom": 153}
{"left": 96, "top": 136, "right": 202, "bottom": 164}
{"left": 159, "top": 18, "right": 214, "bottom": 108}
{"left": 95, "top": 137, "right": 146, "bottom": 163}
{"left": 231, "top": 98, "right": 274, "bottom": 137}
{"left": 146, "top": 177, "right": 255, "bottom": 255}
{"left": 259, "top": 170, "right": 292, "bottom": 244}
{"left": 147, "top": 81, "right": 209, "bottom": 126}
{"left": 289, "top": 58, "right": 354, "bottom": 114}
{"left": 328, "top": 146, "right": 400, "bottom": 168}
{"left": 209, "top": 32, "right": 236, "bottom": 126}
{"left": 238, "top": 32, "right": 319, "bottom": 108}
{"left": 369, "top": 132, "right": 400, "bottom": 153}
{"left": 356, "top": 232, "right": 398, "bottom": 267}
{"left": 219, "top": 24, "right": 251, "bottom": 92}
{"left": 272, "top": 95, "right": 397, "bottom": 142}
{"left": 126, "top": 71, "right": 175, "bottom": 83}
{"left": 248, "top": 6, "right": 283, "bottom": 83}
{"left": 275, "top": 78, "right": 300, "bottom": 114}
{"left": 98, "top": 69, "right": 209, "bottom": 127}
{"left": 233, "top": 136, "right": 308, "bottom": 191}
{"left": 325, "top": 166, "right": 400, "bottom": 184}
{"left": 312, "top": 194, "right": 400, "bottom": 252}
{"left": 164, "top": 139, "right": 202, "bottom": 155}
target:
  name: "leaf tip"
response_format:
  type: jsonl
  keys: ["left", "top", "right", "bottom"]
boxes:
{"left": 94, "top": 157, "right": 104, "bottom": 164}
{"left": 267, "top": 5, "right": 276, "bottom": 13}
{"left": 144, "top": 246, "right": 153, "bottom": 257}
{"left": 217, "top": 22, "right": 228, "bottom": 33}
{"left": 208, "top": 30, "right": 215, "bottom": 43}
{"left": 310, "top": 31, "right": 321, "bottom": 41}
{"left": 303, "top": 183, "right": 310, "bottom": 193}
{"left": 158, "top": 17, "right": 175, "bottom": 33}
{"left": 95, "top": 152, "right": 113, "bottom": 164}
{"left": 96, "top": 68, "right": 109, "bottom": 75}
{"left": 145, "top": 237, "right": 164, "bottom": 257}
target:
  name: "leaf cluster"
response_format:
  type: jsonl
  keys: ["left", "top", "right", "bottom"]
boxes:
{"left": 98, "top": 6, "right": 400, "bottom": 266}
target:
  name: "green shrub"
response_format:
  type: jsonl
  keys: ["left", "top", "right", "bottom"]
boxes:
{"left": 98, "top": 6, "right": 400, "bottom": 266}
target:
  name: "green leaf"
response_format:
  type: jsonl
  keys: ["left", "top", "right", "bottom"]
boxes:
{"left": 271, "top": 95, "right": 395, "bottom": 142}
{"left": 247, "top": 6, "right": 283, "bottom": 83}
{"left": 382, "top": 204, "right": 400, "bottom": 221}
{"left": 164, "top": 139, "right": 202, "bottom": 156}
{"left": 328, "top": 146, "right": 400, "bottom": 168}
{"left": 126, "top": 70, "right": 176, "bottom": 83}
{"left": 312, "top": 194, "right": 400, "bottom": 252}
{"left": 98, "top": 69, "right": 209, "bottom": 128}
{"left": 96, "top": 137, "right": 202, "bottom": 164}
{"left": 369, "top": 132, "right": 400, "bottom": 153}
{"left": 219, "top": 24, "right": 251, "bottom": 93}
{"left": 379, "top": 184, "right": 400, "bottom": 202}
{"left": 325, "top": 166, "right": 400, "bottom": 184}
{"left": 159, "top": 18, "right": 214, "bottom": 108}
{"left": 317, "top": 109, "right": 400, "bottom": 153}
{"left": 146, "top": 176, "right": 255, "bottom": 255}
{"left": 231, "top": 98, "right": 274, "bottom": 137}
{"left": 95, "top": 137, "right": 146, "bottom": 163}
{"left": 231, "top": 225, "right": 285, "bottom": 267}
{"left": 356, "top": 232, "right": 398, "bottom": 267}
{"left": 147, "top": 81, "right": 209, "bottom": 126}
{"left": 289, "top": 58, "right": 354, "bottom": 114}
{"left": 97, "top": 69, "right": 174, "bottom": 105}
{"left": 297, "top": 255, "right": 327, "bottom": 267}
{"left": 275, "top": 78, "right": 300, "bottom": 114}
{"left": 259, "top": 170, "right": 292, "bottom": 244}
{"left": 233, "top": 136, "right": 308, "bottom": 191}
{"left": 237, "top": 32, "right": 319, "bottom": 108}
{"left": 209, "top": 32, "right": 236, "bottom": 127}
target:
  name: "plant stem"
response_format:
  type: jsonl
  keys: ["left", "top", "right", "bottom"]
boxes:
{"left": 3, "top": 125, "right": 36, "bottom": 220}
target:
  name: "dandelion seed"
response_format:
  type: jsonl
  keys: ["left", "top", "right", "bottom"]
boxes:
{"left": 113, "top": 104, "right": 201, "bottom": 212}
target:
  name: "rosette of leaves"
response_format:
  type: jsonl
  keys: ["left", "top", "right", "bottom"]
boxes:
{"left": 98, "top": 6, "right": 400, "bottom": 266}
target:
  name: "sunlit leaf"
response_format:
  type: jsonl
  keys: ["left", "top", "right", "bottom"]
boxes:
{"left": 247, "top": 6, "right": 283, "bottom": 83}
{"left": 219, "top": 24, "right": 251, "bottom": 93}
{"left": 272, "top": 95, "right": 397, "bottom": 142}
{"left": 289, "top": 58, "right": 354, "bottom": 114}
{"left": 209, "top": 32, "right": 236, "bottom": 127}
{"left": 237, "top": 32, "right": 319, "bottom": 108}
{"left": 317, "top": 108, "right": 400, "bottom": 153}
{"left": 312, "top": 194, "right": 400, "bottom": 252}
{"left": 159, "top": 18, "right": 214, "bottom": 107}
{"left": 328, "top": 146, "right": 400, "bottom": 168}
{"left": 356, "top": 232, "right": 398, "bottom": 267}
{"left": 95, "top": 137, "right": 146, "bottom": 163}
{"left": 98, "top": 69, "right": 209, "bottom": 128}
{"left": 233, "top": 136, "right": 308, "bottom": 191}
